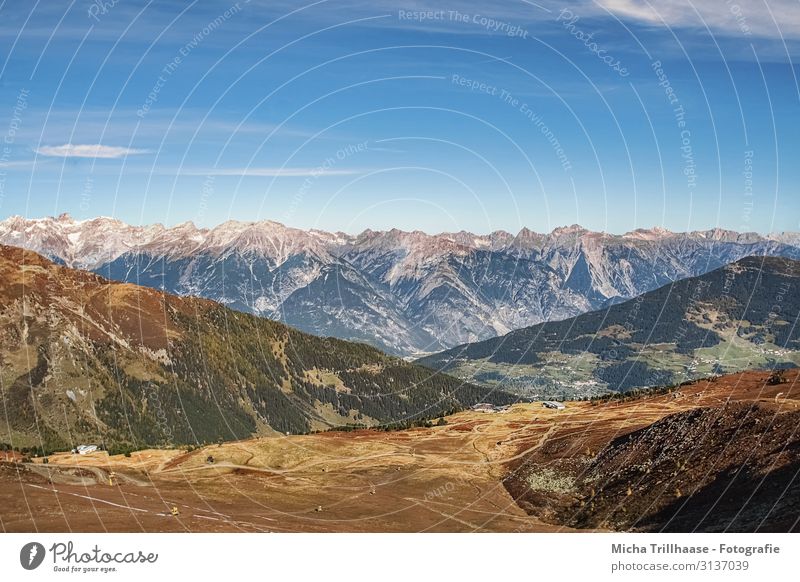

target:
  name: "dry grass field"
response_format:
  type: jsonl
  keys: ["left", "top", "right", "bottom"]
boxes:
{"left": 2, "top": 369, "right": 798, "bottom": 532}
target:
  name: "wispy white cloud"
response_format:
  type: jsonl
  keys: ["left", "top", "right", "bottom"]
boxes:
{"left": 35, "top": 144, "right": 150, "bottom": 159}
{"left": 7, "top": 108, "right": 331, "bottom": 145}
{"left": 250, "top": 0, "right": 800, "bottom": 38}
{"left": 178, "top": 167, "right": 362, "bottom": 177}
{"left": 0, "top": 160, "right": 40, "bottom": 168}
{"left": 596, "top": 0, "right": 800, "bottom": 39}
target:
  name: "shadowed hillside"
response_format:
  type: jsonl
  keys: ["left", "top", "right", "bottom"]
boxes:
{"left": 503, "top": 369, "right": 800, "bottom": 532}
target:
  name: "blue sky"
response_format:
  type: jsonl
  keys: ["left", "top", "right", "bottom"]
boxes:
{"left": 0, "top": 0, "right": 798, "bottom": 234}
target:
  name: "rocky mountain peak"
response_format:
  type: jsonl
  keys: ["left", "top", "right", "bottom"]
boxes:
{"left": 1, "top": 215, "right": 798, "bottom": 356}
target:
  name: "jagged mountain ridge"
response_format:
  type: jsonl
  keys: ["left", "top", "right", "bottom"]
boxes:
{"left": 2, "top": 213, "right": 799, "bottom": 356}
{"left": 0, "top": 245, "right": 511, "bottom": 452}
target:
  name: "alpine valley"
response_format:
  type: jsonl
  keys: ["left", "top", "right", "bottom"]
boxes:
{"left": 418, "top": 256, "right": 800, "bottom": 398}
{"left": 2, "top": 214, "right": 799, "bottom": 357}
{"left": 0, "top": 245, "right": 510, "bottom": 452}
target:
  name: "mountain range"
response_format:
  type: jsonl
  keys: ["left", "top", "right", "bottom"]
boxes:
{"left": 0, "top": 245, "right": 509, "bottom": 452}
{"left": 2, "top": 213, "right": 799, "bottom": 357}
{"left": 418, "top": 256, "right": 800, "bottom": 397}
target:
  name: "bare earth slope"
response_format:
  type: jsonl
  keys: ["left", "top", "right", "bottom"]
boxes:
{"left": 503, "top": 369, "right": 800, "bottom": 532}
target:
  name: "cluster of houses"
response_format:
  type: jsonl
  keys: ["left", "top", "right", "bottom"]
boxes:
{"left": 470, "top": 403, "right": 512, "bottom": 413}
{"left": 470, "top": 400, "right": 567, "bottom": 413}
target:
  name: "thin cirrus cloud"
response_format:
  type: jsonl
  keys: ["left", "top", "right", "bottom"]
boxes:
{"left": 178, "top": 167, "right": 362, "bottom": 177}
{"left": 35, "top": 144, "right": 150, "bottom": 159}
{"left": 596, "top": 0, "right": 800, "bottom": 38}
{"left": 252, "top": 0, "right": 800, "bottom": 39}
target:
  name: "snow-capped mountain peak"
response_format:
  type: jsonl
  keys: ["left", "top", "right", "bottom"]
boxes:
{"left": 1, "top": 214, "right": 798, "bottom": 356}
